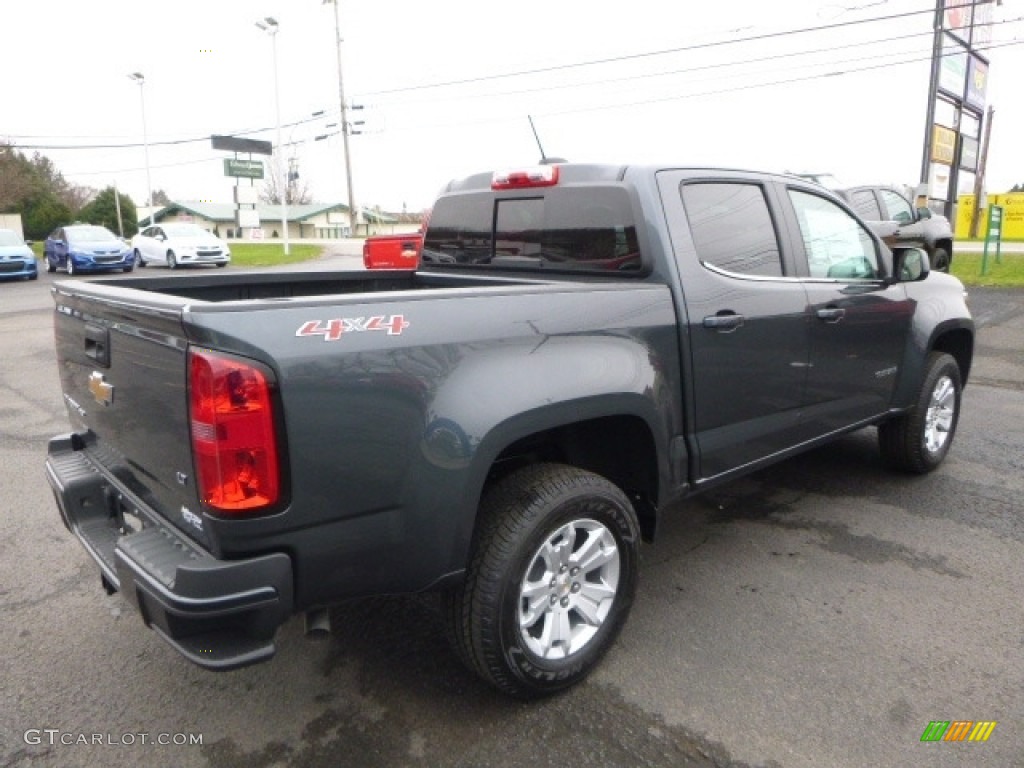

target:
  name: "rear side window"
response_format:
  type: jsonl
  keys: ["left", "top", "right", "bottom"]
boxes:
{"left": 422, "top": 186, "right": 641, "bottom": 273}
{"left": 850, "top": 190, "right": 882, "bottom": 220}
{"left": 681, "top": 182, "right": 783, "bottom": 277}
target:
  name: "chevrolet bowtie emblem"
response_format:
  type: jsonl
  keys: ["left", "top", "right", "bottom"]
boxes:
{"left": 88, "top": 371, "right": 114, "bottom": 407}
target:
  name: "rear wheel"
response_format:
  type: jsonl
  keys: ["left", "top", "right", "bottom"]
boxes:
{"left": 46, "top": 259, "right": 56, "bottom": 273}
{"left": 443, "top": 463, "right": 640, "bottom": 698}
{"left": 66, "top": 259, "right": 76, "bottom": 276}
{"left": 135, "top": 249, "right": 146, "bottom": 268}
{"left": 879, "top": 352, "right": 961, "bottom": 473}
{"left": 167, "top": 251, "right": 177, "bottom": 269}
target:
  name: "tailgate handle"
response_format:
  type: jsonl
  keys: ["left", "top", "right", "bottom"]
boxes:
{"left": 84, "top": 324, "right": 110, "bottom": 367}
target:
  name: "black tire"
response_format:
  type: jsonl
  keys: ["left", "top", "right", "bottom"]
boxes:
{"left": 167, "top": 251, "right": 177, "bottom": 269}
{"left": 879, "top": 352, "right": 962, "bottom": 473}
{"left": 66, "top": 259, "right": 76, "bottom": 276}
{"left": 28, "top": 273, "right": 38, "bottom": 281}
{"left": 122, "top": 266, "right": 134, "bottom": 273}
{"left": 135, "top": 249, "right": 146, "bottom": 268}
{"left": 46, "top": 259, "right": 56, "bottom": 273}
{"left": 216, "top": 262, "right": 227, "bottom": 268}
{"left": 931, "top": 246, "right": 951, "bottom": 273}
{"left": 443, "top": 463, "right": 640, "bottom": 698}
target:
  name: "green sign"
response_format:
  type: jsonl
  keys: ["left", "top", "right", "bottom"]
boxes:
{"left": 223, "top": 158, "right": 264, "bottom": 179}
{"left": 981, "top": 205, "right": 1003, "bottom": 276}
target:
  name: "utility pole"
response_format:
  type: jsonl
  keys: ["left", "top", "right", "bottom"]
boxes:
{"left": 326, "top": 0, "right": 358, "bottom": 237}
{"left": 970, "top": 106, "right": 996, "bottom": 239}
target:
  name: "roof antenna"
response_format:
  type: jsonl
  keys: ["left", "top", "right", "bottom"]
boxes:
{"left": 528, "top": 116, "right": 566, "bottom": 165}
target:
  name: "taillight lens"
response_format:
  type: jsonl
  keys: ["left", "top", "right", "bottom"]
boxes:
{"left": 189, "top": 348, "right": 280, "bottom": 514}
{"left": 491, "top": 165, "right": 560, "bottom": 190}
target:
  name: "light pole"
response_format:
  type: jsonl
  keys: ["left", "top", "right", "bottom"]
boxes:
{"left": 255, "top": 17, "right": 290, "bottom": 255}
{"left": 324, "top": 0, "right": 358, "bottom": 237}
{"left": 127, "top": 72, "right": 153, "bottom": 228}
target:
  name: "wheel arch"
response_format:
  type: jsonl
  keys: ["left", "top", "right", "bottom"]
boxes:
{"left": 446, "top": 401, "right": 665, "bottom": 580}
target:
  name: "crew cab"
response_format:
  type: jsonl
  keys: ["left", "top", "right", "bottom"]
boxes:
{"left": 45, "top": 164, "right": 973, "bottom": 697}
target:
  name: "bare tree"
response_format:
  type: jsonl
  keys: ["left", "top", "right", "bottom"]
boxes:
{"left": 259, "top": 157, "right": 312, "bottom": 205}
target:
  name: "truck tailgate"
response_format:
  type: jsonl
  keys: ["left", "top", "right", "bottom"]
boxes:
{"left": 51, "top": 283, "right": 206, "bottom": 546}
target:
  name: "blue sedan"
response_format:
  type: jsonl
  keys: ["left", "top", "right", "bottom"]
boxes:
{"left": 0, "top": 228, "right": 38, "bottom": 281}
{"left": 45, "top": 225, "right": 135, "bottom": 275}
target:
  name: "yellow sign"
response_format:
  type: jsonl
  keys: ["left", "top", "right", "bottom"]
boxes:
{"left": 931, "top": 125, "right": 957, "bottom": 165}
{"left": 955, "top": 193, "right": 1024, "bottom": 239}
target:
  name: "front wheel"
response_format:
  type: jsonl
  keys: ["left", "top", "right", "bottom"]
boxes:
{"left": 167, "top": 251, "right": 177, "bottom": 269}
{"left": 135, "top": 249, "right": 146, "bottom": 268}
{"left": 879, "top": 352, "right": 962, "bottom": 473}
{"left": 66, "top": 259, "right": 76, "bottom": 276}
{"left": 443, "top": 463, "right": 640, "bottom": 698}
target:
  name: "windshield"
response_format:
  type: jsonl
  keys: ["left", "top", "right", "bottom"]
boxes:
{"left": 0, "top": 230, "right": 25, "bottom": 246}
{"left": 67, "top": 226, "right": 118, "bottom": 243}
{"left": 162, "top": 223, "right": 211, "bottom": 238}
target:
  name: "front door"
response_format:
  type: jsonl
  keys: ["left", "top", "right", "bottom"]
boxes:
{"left": 784, "top": 187, "right": 914, "bottom": 433}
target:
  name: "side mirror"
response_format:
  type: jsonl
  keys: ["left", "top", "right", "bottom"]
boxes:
{"left": 893, "top": 246, "right": 930, "bottom": 282}
{"left": 915, "top": 207, "right": 932, "bottom": 221}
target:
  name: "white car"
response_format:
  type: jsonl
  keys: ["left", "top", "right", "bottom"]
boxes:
{"left": 132, "top": 223, "right": 231, "bottom": 269}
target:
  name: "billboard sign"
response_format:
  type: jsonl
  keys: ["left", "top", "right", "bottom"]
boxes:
{"left": 211, "top": 135, "right": 273, "bottom": 156}
{"left": 223, "top": 158, "right": 265, "bottom": 179}
{"left": 965, "top": 55, "right": 989, "bottom": 111}
{"left": 938, "top": 34, "right": 968, "bottom": 99}
{"left": 931, "top": 125, "right": 957, "bottom": 165}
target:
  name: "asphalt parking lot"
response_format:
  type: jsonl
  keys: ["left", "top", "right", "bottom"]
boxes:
{"left": 0, "top": 267, "right": 1021, "bottom": 768}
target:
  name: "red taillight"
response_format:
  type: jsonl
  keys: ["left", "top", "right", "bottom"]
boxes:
{"left": 491, "top": 165, "right": 560, "bottom": 190}
{"left": 189, "top": 348, "right": 280, "bottom": 514}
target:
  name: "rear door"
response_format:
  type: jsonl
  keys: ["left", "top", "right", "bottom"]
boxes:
{"left": 780, "top": 185, "right": 914, "bottom": 433}
{"left": 657, "top": 172, "right": 811, "bottom": 481}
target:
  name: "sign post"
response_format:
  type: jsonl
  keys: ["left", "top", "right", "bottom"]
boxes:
{"left": 981, "top": 205, "right": 1003, "bottom": 276}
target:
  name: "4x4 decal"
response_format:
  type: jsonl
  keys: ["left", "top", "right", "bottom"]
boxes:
{"left": 296, "top": 315, "right": 410, "bottom": 341}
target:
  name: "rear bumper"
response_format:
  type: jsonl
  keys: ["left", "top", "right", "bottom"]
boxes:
{"left": 45, "top": 433, "right": 293, "bottom": 670}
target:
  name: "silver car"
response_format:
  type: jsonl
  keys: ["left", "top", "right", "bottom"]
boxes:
{"left": 132, "top": 222, "right": 231, "bottom": 269}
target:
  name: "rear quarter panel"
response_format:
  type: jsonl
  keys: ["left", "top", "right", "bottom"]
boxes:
{"left": 185, "top": 282, "right": 681, "bottom": 607}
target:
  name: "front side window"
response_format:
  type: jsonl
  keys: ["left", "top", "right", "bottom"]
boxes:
{"left": 681, "top": 182, "right": 783, "bottom": 277}
{"left": 879, "top": 189, "right": 914, "bottom": 224}
{"left": 788, "top": 189, "right": 879, "bottom": 279}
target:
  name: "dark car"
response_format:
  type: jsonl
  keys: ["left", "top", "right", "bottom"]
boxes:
{"left": 44, "top": 225, "right": 135, "bottom": 275}
{"left": 0, "top": 228, "right": 38, "bottom": 281}
{"left": 831, "top": 186, "right": 954, "bottom": 272}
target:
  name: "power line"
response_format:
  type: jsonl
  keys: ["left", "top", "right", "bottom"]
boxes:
{"left": 377, "top": 16, "right": 1020, "bottom": 106}
{"left": 361, "top": 1, "right": 970, "bottom": 97}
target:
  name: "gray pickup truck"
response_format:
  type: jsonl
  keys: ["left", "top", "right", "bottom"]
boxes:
{"left": 46, "top": 164, "right": 974, "bottom": 697}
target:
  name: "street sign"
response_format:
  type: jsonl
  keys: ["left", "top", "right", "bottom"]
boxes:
{"left": 223, "top": 158, "right": 264, "bottom": 179}
{"left": 211, "top": 135, "right": 273, "bottom": 156}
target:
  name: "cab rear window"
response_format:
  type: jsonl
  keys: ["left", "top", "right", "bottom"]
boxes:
{"left": 422, "top": 186, "right": 641, "bottom": 273}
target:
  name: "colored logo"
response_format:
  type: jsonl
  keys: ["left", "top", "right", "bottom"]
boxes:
{"left": 296, "top": 315, "right": 410, "bottom": 341}
{"left": 920, "top": 721, "right": 997, "bottom": 742}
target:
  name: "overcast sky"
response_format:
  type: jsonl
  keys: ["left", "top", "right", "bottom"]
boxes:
{"left": 4, "top": 0, "right": 1022, "bottom": 213}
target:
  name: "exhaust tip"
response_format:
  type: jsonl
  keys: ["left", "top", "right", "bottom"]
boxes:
{"left": 304, "top": 608, "right": 331, "bottom": 639}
